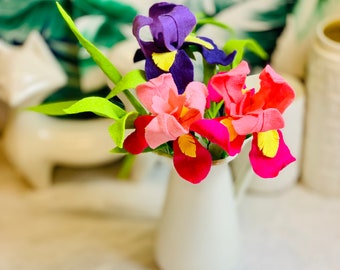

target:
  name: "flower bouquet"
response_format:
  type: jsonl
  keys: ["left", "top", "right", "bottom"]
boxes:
{"left": 31, "top": 2, "right": 296, "bottom": 269}
{"left": 32, "top": 1, "right": 295, "bottom": 184}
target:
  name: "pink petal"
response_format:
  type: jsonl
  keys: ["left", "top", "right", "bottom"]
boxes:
{"left": 173, "top": 136, "right": 212, "bottom": 184}
{"left": 206, "top": 83, "right": 223, "bottom": 106}
{"left": 208, "top": 61, "right": 250, "bottom": 108}
{"left": 256, "top": 65, "right": 295, "bottom": 114}
{"left": 136, "top": 73, "right": 178, "bottom": 113}
{"left": 249, "top": 130, "right": 296, "bottom": 178}
{"left": 184, "top": 81, "right": 208, "bottom": 116}
{"left": 232, "top": 108, "right": 284, "bottom": 134}
{"left": 179, "top": 108, "right": 202, "bottom": 130}
{"left": 190, "top": 119, "right": 245, "bottom": 156}
{"left": 145, "top": 114, "right": 187, "bottom": 148}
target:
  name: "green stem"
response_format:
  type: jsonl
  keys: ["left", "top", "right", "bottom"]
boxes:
{"left": 123, "top": 90, "right": 147, "bottom": 115}
{"left": 203, "top": 61, "right": 216, "bottom": 85}
{"left": 117, "top": 154, "right": 136, "bottom": 179}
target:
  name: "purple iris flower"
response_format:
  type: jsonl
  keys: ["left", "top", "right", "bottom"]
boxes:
{"left": 132, "top": 2, "right": 236, "bottom": 94}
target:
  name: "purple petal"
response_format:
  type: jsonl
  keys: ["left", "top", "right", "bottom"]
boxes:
{"left": 132, "top": 15, "right": 155, "bottom": 56}
{"left": 194, "top": 37, "right": 236, "bottom": 66}
{"left": 149, "top": 3, "right": 196, "bottom": 51}
{"left": 169, "top": 50, "right": 194, "bottom": 94}
{"left": 144, "top": 57, "right": 164, "bottom": 80}
{"left": 143, "top": 50, "right": 193, "bottom": 94}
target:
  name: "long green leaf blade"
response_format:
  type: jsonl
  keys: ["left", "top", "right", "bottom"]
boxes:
{"left": 107, "top": 69, "right": 147, "bottom": 99}
{"left": 28, "top": 101, "right": 77, "bottom": 116}
{"left": 64, "top": 97, "right": 126, "bottom": 120}
{"left": 108, "top": 111, "right": 138, "bottom": 147}
{"left": 56, "top": 2, "right": 122, "bottom": 84}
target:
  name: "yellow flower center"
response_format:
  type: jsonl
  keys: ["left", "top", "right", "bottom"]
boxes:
{"left": 178, "top": 134, "right": 196, "bottom": 158}
{"left": 152, "top": 51, "right": 177, "bottom": 71}
{"left": 257, "top": 130, "right": 280, "bottom": 158}
{"left": 220, "top": 118, "right": 238, "bottom": 142}
{"left": 180, "top": 105, "right": 189, "bottom": 118}
{"left": 184, "top": 35, "right": 214, "bottom": 50}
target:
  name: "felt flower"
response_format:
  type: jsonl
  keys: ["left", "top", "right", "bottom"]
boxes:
{"left": 32, "top": 2, "right": 297, "bottom": 185}
{"left": 124, "top": 73, "right": 218, "bottom": 183}
{"left": 132, "top": 2, "right": 235, "bottom": 94}
{"left": 207, "top": 61, "right": 296, "bottom": 177}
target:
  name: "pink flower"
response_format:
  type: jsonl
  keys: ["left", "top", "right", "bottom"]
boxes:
{"left": 136, "top": 73, "right": 207, "bottom": 148}
{"left": 208, "top": 61, "right": 296, "bottom": 178}
{"left": 124, "top": 73, "right": 214, "bottom": 183}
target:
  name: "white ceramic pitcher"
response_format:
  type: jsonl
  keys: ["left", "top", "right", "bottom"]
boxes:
{"left": 155, "top": 153, "right": 253, "bottom": 270}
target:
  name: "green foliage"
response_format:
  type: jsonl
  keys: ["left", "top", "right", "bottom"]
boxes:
{"left": 195, "top": 17, "right": 235, "bottom": 35}
{"left": 108, "top": 111, "right": 138, "bottom": 147}
{"left": 63, "top": 96, "right": 126, "bottom": 119}
{"left": 107, "top": 69, "right": 146, "bottom": 99}
{"left": 223, "top": 39, "right": 268, "bottom": 69}
{"left": 56, "top": 2, "right": 122, "bottom": 85}
{"left": 28, "top": 101, "right": 78, "bottom": 116}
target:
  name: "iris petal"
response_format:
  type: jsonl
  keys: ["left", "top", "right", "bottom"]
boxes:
{"left": 190, "top": 119, "right": 245, "bottom": 156}
{"left": 149, "top": 3, "right": 196, "bottom": 51}
{"left": 178, "top": 134, "right": 196, "bottom": 157}
{"left": 152, "top": 51, "right": 177, "bottom": 71}
{"left": 208, "top": 61, "right": 250, "bottom": 108}
{"left": 249, "top": 130, "right": 296, "bottom": 178}
{"left": 256, "top": 65, "right": 295, "bottom": 113}
{"left": 132, "top": 15, "right": 155, "bottom": 56}
{"left": 124, "top": 115, "right": 154, "bottom": 154}
{"left": 173, "top": 136, "right": 212, "bottom": 184}
{"left": 169, "top": 50, "right": 194, "bottom": 94}
{"left": 144, "top": 57, "right": 165, "bottom": 81}
{"left": 145, "top": 114, "right": 187, "bottom": 149}
{"left": 257, "top": 130, "right": 280, "bottom": 158}
{"left": 199, "top": 37, "right": 236, "bottom": 66}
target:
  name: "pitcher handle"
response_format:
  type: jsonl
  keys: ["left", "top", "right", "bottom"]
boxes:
{"left": 230, "top": 138, "right": 254, "bottom": 205}
{"left": 233, "top": 165, "right": 254, "bottom": 205}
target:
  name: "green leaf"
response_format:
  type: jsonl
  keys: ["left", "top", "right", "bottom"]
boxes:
{"left": 56, "top": 2, "right": 122, "bottom": 84}
{"left": 108, "top": 111, "right": 138, "bottom": 147}
{"left": 122, "top": 90, "right": 148, "bottom": 115}
{"left": 28, "top": 101, "right": 77, "bottom": 116}
{"left": 64, "top": 97, "right": 126, "bottom": 119}
{"left": 223, "top": 39, "right": 268, "bottom": 68}
{"left": 204, "top": 100, "right": 224, "bottom": 119}
{"left": 107, "top": 69, "right": 147, "bottom": 99}
{"left": 111, "top": 147, "right": 128, "bottom": 154}
{"left": 117, "top": 154, "right": 136, "bottom": 179}
{"left": 195, "top": 18, "right": 235, "bottom": 36}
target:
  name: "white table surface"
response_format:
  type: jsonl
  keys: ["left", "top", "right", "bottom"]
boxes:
{"left": 0, "top": 145, "right": 339, "bottom": 270}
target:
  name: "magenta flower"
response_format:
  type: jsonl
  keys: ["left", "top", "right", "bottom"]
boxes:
{"left": 132, "top": 2, "right": 235, "bottom": 94}
{"left": 207, "top": 61, "right": 296, "bottom": 178}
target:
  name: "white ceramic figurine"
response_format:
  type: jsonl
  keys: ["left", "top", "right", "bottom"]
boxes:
{"left": 0, "top": 31, "right": 125, "bottom": 188}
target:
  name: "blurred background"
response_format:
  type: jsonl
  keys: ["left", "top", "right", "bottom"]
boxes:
{"left": 0, "top": 0, "right": 340, "bottom": 269}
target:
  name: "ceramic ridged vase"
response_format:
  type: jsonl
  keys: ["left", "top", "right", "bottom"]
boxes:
{"left": 155, "top": 157, "right": 245, "bottom": 270}
{"left": 302, "top": 16, "right": 340, "bottom": 196}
